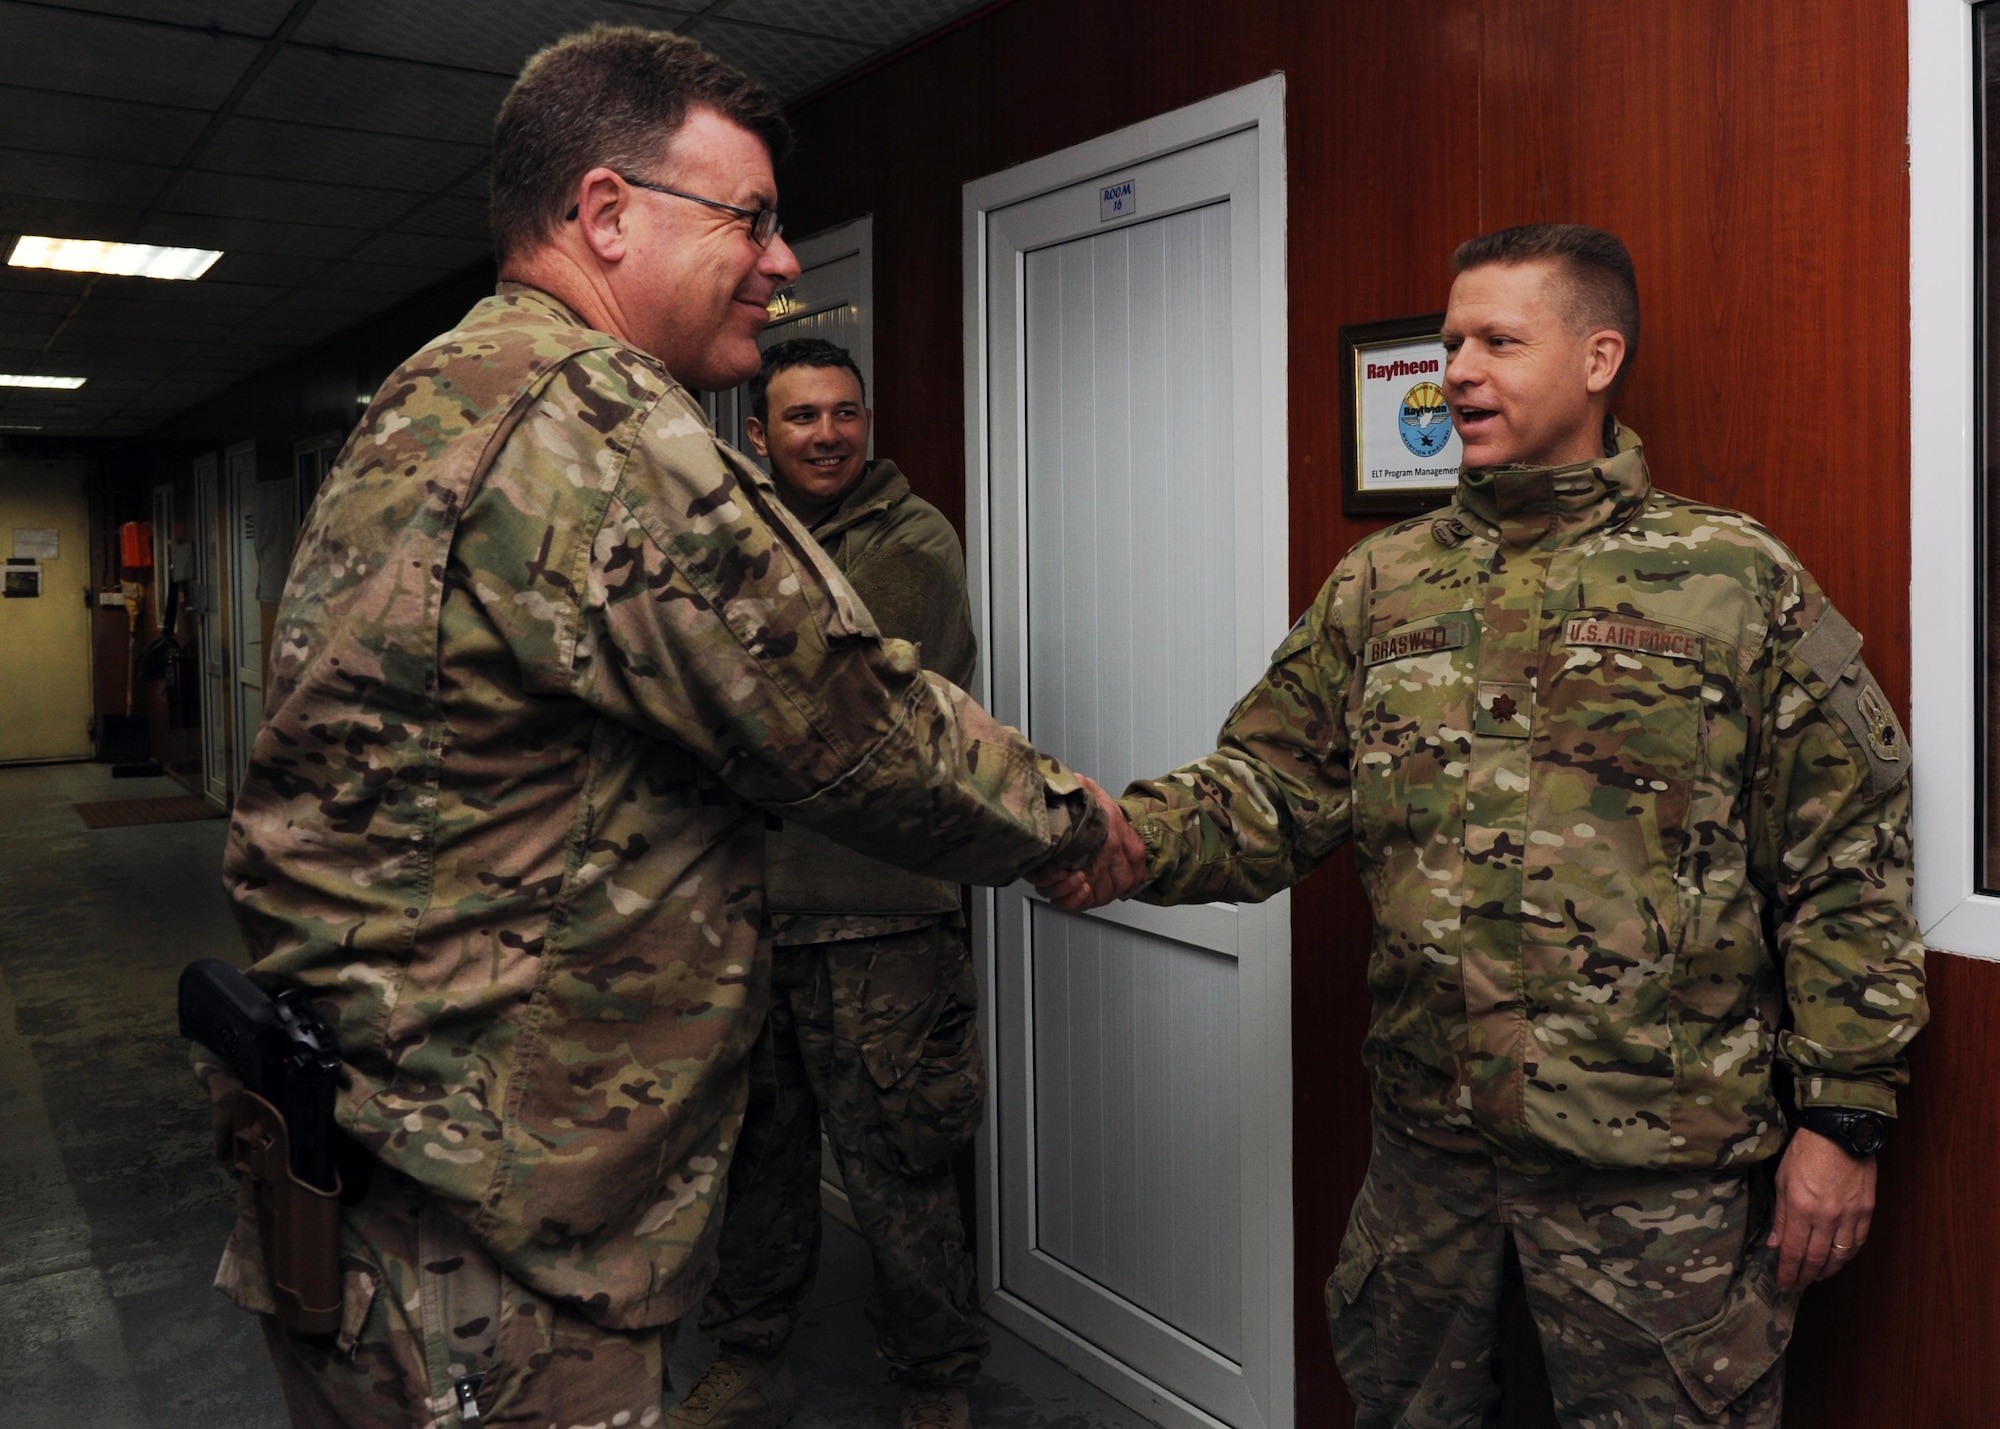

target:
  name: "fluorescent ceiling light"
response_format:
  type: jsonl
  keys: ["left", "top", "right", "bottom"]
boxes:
{"left": 0, "top": 374, "right": 86, "bottom": 389}
{"left": 8, "top": 234, "right": 222, "bottom": 281}
{"left": 0, "top": 423, "right": 44, "bottom": 431}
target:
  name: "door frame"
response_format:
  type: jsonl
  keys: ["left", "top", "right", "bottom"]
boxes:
{"left": 961, "top": 75, "right": 1291, "bottom": 1429}
{"left": 224, "top": 439, "right": 262, "bottom": 797}
{"left": 703, "top": 214, "right": 873, "bottom": 458}
{"left": 192, "top": 451, "right": 229, "bottom": 807}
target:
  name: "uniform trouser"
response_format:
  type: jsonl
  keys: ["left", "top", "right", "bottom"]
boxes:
{"left": 255, "top": 1168, "right": 669, "bottom": 1428}
{"left": 1326, "top": 1122, "right": 1798, "bottom": 1429}
{"left": 697, "top": 922, "right": 989, "bottom": 1386}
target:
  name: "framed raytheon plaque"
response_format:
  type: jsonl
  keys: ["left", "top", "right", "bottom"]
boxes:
{"left": 1340, "top": 312, "right": 1463, "bottom": 517}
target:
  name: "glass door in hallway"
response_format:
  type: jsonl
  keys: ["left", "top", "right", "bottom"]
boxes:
{"left": 965, "top": 80, "right": 1291, "bottom": 1429}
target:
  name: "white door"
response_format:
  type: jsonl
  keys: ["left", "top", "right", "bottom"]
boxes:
{"left": 193, "top": 452, "right": 229, "bottom": 807}
{"left": 966, "top": 81, "right": 1291, "bottom": 1429}
{"left": 224, "top": 441, "right": 262, "bottom": 798}
{"left": 707, "top": 215, "right": 874, "bottom": 461}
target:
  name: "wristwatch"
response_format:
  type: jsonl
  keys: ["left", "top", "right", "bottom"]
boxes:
{"left": 1798, "top": 1107, "right": 1888, "bottom": 1159}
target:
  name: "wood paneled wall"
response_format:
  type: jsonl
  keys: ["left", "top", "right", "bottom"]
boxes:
{"left": 782, "top": 1, "right": 1998, "bottom": 1424}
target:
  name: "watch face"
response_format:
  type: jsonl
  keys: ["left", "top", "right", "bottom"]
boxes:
{"left": 1849, "top": 1116, "right": 1886, "bottom": 1156}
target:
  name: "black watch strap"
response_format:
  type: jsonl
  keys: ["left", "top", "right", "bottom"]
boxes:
{"left": 1799, "top": 1107, "right": 1888, "bottom": 1158}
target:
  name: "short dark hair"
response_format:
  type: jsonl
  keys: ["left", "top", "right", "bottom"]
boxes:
{"left": 1452, "top": 223, "right": 1640, "bottom": 385}
{"left": 490, "top": 25, "right": 791, "bottom": 265}
{"left": 749, "top": 338, "right": 867, "bottom": 423}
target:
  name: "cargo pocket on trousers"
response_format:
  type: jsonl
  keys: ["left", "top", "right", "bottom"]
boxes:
{"left": 858, "top": 952, "right": 986, "bottom": 1177}
{"left": 1325, "top": 1214, "right": 1383, "bottom": 1383}
{"left": 1659, "top": 1248, "right": 1798, "bottom": 1418}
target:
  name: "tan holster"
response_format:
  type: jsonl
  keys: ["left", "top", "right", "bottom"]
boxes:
{"left": 229, "top": 1089, "right": 343, "bottom": 1335}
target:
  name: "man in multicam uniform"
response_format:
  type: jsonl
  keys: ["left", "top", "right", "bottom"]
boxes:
{"left": 206, "top": 28, "right": 1141, "bottom": 1429}
{"left": 1050, "top": 224, "right": 1926, "bottom": 1427}
{"left": 668, "top": 339, "right": 989, "bottom": 1429}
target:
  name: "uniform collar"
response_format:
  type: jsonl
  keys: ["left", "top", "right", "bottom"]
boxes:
{"left": 494, "top": 279, "right": 597, "bottom": 330}
{"left": 808, "top": 459, "right": 909, "bottom": 540}
{"left": 1453, "top": 420, "right": 1650, "bottom": 548}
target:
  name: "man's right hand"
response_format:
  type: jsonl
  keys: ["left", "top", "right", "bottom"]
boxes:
{"left": 1029, "top": 776, "right": 1147, "bottom": 911}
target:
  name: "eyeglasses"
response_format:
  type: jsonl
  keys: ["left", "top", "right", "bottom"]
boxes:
{"left": 564, "top": 174, "right": 783, "bottom": 247}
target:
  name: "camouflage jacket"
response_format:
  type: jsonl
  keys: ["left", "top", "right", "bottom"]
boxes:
{"left": 220, "top": 283, "right": 1104, "bottom": 1328}
{"left": 766, "top": 459, "right": 976, "bottom": 944}
{"left": 1123, "top": 426, "right": 1924, "bottom": 1171}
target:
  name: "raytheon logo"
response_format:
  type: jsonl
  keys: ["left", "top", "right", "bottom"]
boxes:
{"left": 1366, "top": 358, "right": 1441, "bottom": 380}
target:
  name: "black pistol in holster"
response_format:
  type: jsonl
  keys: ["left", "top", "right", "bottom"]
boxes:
{"left": 178, "top": 957, "right": 346, "bottom": 1335}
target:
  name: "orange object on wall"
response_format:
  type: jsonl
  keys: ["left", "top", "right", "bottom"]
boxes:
{"left": 119, "top": 520, "right": 153, "bottom": 570}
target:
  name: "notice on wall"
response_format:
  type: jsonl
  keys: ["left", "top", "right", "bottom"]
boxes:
{"left": 4, "top": 561, "right": 41, "bottom": 598}
{"left": 1353, "top": 337, "right": 1462, "bottom": 491}
{"left": 11, "top": 527, "right": 58, "bottom": 561}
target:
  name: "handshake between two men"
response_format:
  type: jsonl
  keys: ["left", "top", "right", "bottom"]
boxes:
{"left": 1028, "top": 775, "right": 1150, "bottom": 912}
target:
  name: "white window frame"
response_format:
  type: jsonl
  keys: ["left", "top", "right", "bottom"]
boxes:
{"left": 1911, "top": 0, "right": 2000, "bottom": 958}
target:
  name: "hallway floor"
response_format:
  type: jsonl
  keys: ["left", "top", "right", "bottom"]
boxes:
{"left": 0, "top": 762, "right": 1155, "bottom": 1429}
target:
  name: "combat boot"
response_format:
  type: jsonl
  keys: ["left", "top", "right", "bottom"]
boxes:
{"left": 665, "top": 1349, "right": 797, "bottom": 1429}
{"left": 900, "top": 1385, "right": 972, "bottom": 1429}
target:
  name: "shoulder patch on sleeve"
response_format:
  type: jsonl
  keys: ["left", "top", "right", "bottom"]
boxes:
{"left": 1823, "top": 666, "right": 1910, "bottom": 799}
{"left": 1270, "top": 611, "right": 1318, "bottom": 665}
{"left": 1794, "top": 605, "right": 1863, "bottom": 689}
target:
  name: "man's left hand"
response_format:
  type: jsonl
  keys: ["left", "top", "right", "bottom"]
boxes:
{"left": 1767, "top": 1126, "right": 1876, "bottom": 1292}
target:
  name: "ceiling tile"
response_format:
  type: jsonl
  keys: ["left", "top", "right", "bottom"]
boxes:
{"left": 200, "top": 250, "right": 328, "bottom": 287}
{"left": 236, "top": 48, "right": 515, "bottom": 144}
{"left": 158, "top": 169, "right": 419, "bottom": 228}
{"left": 49, "top": 333, "right": 295, "bottom": 365}
{"left": 69, "top": 276, "right": 276, "bottom": 309}
{"left": 687, "top": 19, "right": 874, "bottom": 103}
{"left": 0, "top": 4, "right": 265, "bottom": 109}
{"left": 0, "top": 147, "right": 174, "bottom": 210}
{"left": 264, "top": 285, "right": 405, "bottom": 318}
{"left": 347, "top": 230, "right": 491, "bottom": 270}
{"left": 0, "top": 324, "right": 59, "bottom": 350}
{"left": 61, "top": 313, "right": 278, "bottom": 342}
{"left": 291, "top": 0, "right": 700, "bottom": 77}
{"left": 133, "top": 211, "right": 369, "bottom": 260}
{"left": 0, "top": 291, "right": 79, "bottom": 316}
{"left": 34, "top": 1, "right": 301, "bottom": 36}
{"left": 93, "top": 297, "right": 291, "bottom": 331}
{"left": 391, "top": 193, "right": 492, "bottom": 240}
{"left": 0, "top": 266, "right": 96, "bottom": 299}
{"left": 0, "top": 89, "right": 209, "bottom": 167}
{"left": 719, "top": 0, "right": 976, "bottom": 47}
{"left": 310, "top": 258, "right": 452, "bottom": 294}
{"left": 0, "top": 195, "right": 143, "bottom": 245}
{"left": 196, "top": 116, "right": 486, "bottom": 191}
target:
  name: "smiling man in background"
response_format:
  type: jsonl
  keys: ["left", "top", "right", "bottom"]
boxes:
{"left": 207, "top": 29, "right": 1139, "bottom": 1429}
{"left": 669, "top": 339, "right": 990, "bottom": 1429}
{"left": 1049, "top": 223, "right": 1925, "bottom": 1426}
